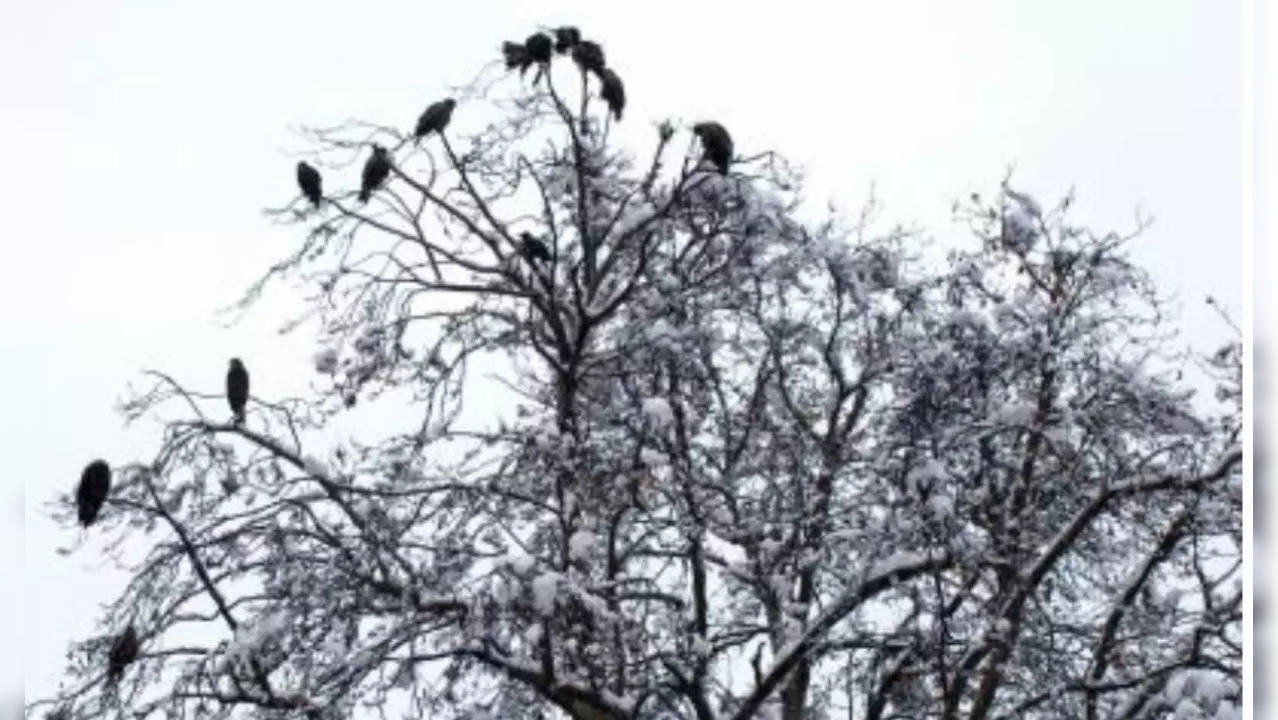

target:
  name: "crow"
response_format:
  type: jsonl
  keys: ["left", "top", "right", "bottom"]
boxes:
{"left": 571, "top": 40, "right": 606, "bottom": 77}
{"left": 359, "top": 145, "right": 391, "bottom": 203}
{"left": 502, "top": 41, "right": 533, "bottom": 75}
{"left": 226, "top": 358, "right": 249, "bottom": 425}
{"left": 520, "top": 232, "right": 552, "bottom": 263}
{"left": 554, "top": 26, "right": 581, "bottom": 54}
{"left": 415, "top": 98, "right": 456, "bottom": 142}
{"left": 296, "top": 161, "right": 322, "bottom": 207}
{"left": 599, "top": 68, "right": 625, "bottom": 121}
{"left": 692, "top": 121, "right": 733, "bottom": 175}
{"left": 107, "top": 625, "right": 140, "bottom": 684}
{"left": 525, "top": 32, "right": 553, "bottom": 64}
{"left": 76, "top": 459, "right": 111, "bottom": 527}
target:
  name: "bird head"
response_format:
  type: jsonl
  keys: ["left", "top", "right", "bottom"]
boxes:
{"left": 229, "top": 358, "right": 244, "bottom": 371}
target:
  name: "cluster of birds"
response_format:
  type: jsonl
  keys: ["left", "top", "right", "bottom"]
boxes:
{"left": 73, "top": 359, "right": 249, "bottom": 684}
{"left": 293, "top": 24, "right": 734, "bottom": 214}
{"left": 293, "top": 97, "right": 456, "bottom": 209}
{"left": 73, "top": 458, "right": 140, "bottom": 683}
{"left": 75, "top": 25, "right": 738, "bottom": 690}
{"left": 503, "top": 26, "right": 625, "bottom": 122}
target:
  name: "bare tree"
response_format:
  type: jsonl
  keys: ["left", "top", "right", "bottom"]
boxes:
{"left": 30, "top": 33, "right": 1242, "bottom": 720}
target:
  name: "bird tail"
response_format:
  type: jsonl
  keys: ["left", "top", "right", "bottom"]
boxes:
{"left": 358, "top": 190, "right": 370, "bottom": 203}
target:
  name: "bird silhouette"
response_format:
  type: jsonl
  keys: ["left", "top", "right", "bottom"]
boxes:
{"left": 296, "top": 161, "right": 322, "bottom": 207}
{"left": 226, "top": 358, "right": 249, "bottom": 425}
{"left": 414, "top": 99, "right": 456, "bottom": 142}
{"left": 554, "top": 26, "right": 581, "bottom": 54}
{"left": 599, "top": 68, "right": 625, "bottom": 121}
{"left": 692, "top": 122, "right": 734, "bottom": 175}
{"left": 76, "top": 460, "right": 111, "bottom": 527}
{"left": 359, "top": 145, "right": 392, "bottom": 203}
{"left": 107, "top": 625, "right": 140, "bottom": 684}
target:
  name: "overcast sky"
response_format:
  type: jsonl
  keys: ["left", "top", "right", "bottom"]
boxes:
{"left": 3, "top": 0, "right": 1252, "bottom": 710}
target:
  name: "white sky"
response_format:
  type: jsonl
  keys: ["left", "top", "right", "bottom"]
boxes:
{"left": 1, "top": 0, "right": 1257, "bottom": 712}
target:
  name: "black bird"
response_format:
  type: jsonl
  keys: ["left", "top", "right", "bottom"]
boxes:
{"left": 502, "top": 41, "right": 533, "bottom": 75}
{"left": 692, "top": 122, "right": 734, "bottom": 176}
{"left": 599, "top": 68, "right": 625, "bottom": 121}
{"left": 359, "top": 145, "right": 391, "bottom": 203}
{"left": 525, "top": 32, "right": 553, "bottom": 64}
{"left": 226, "top": 358, "right": 249, "bottom": 425}
{"left": 554, "top": 26, "right": 581, "bottom": 54}
{"left": 296, "top": 161, "right": 322, "bottom": 208}
{"left": 571, "top": 40, "right": 606, "bottom": 77}
{"left": 107, "top": 625, "right": 139, "bottom": 684}
{"left": 414, "top": 98, "right": 456, "bottom": 142}
{"left": 76, "top": 459, "right": 111, "bottom": 527}
{"left": 520, "top": 232, "right": 552, "bottom": 263}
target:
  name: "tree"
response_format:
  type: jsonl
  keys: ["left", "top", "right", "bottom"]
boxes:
{"left": 30, "top": 30, "right": 1243, "bottom": 720}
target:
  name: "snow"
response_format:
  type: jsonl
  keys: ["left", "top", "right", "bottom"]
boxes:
{"left": 303, "top": 455, "right": 329, "bottom": 478}
{"left": 505, "top": 552, "right": 537, "bottom": 576}
{"left": 322, "top": 631, "right": 346, "bottom": 659}
{"left": 1004, "top": 187, "right": 1042, "bottom": 218}
{"left": 492, "top": 577, "right": 515, "bottom": 606}
{"left": 997, "top": 401, "right": 1037, "bottom": 427}
{"left": 950, "top": 308, "right": 992, "bottom": 332}
{"left": 645, "top": 319, "right": 678, "bottom": 344}
{"left": 641, "top": 397, "right": 676, "bottom": 428}
{"left": 908, "top": 458, "right": 949, "bottom": 490}
{"left": 1174, "top": 697, "right": 1207, "bottom": 720}
{"left": 639, "top": 447, "right": 667, "bottom": 467}
{"left": 226, "top": 610, "right": 288, "bottom": 666}
{"left": 568, "top": 530, "right": 598, "bottom": 562}
{"left": 530, "top": 572, "right": 561, "bottom": 615}
{"left": 612, "top": 207, "right": 651, "bottom": 239}
{"left": 1044, "top": 426, "right": 1071, "bottom": 446}
{"left": 869, "top": 550, "right": 926, "bottom": 578}
{"left": 1001, "top": 202, "right": 1039, "bottom": 250}
{"left": 924, "top": 493, "right": 954, "bottom": 518}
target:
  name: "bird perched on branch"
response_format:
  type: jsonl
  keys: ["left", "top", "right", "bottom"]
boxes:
{"left": 107, "top": 625, "right": 140, "bottom": 684}
{"left": 520, "top": 232, "right": 552, "bottom": 264}
{"left": 599, "top": 68, "right": 625, "bottom": 121}
{"left": 226, "top": 358, "right": 249, "bottom": 425}
{"left": 359, "top": 144, "right": 391, "bottom": 203}
{"left": 525, "top": 32, "right": 553, "bottom": 64}
{"left": 554, "top": 26, "right": 581, "bottom": 54}
{"left": 414, "top": 98, "right": 456, "bottom": 143}
{"left": 502, "top": 41, "right": 534, "bottom": 76}
{"left": 76, "top": 459, "right": 111, "bottom": 527}
{"left": 692, "top": 122, "right": 734, "bottom": 175}
{"left": 571, "top": 40, "right": 606, "bottom": 77}
{"left": 296, "top": 161, "right": 322, "bottom": 208}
